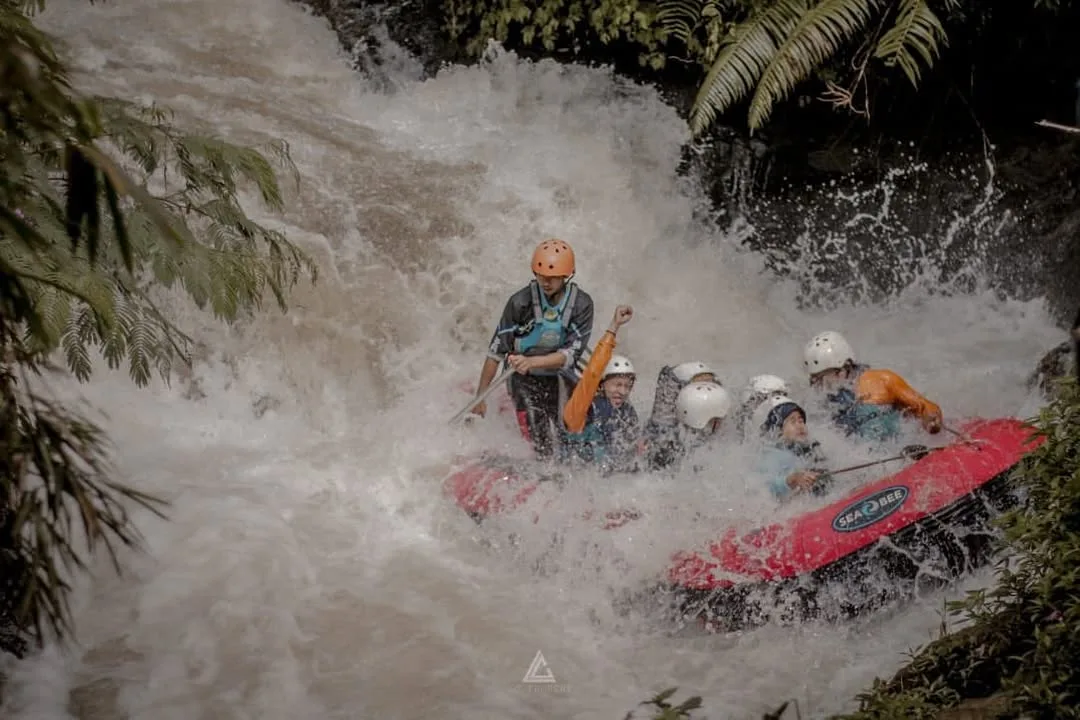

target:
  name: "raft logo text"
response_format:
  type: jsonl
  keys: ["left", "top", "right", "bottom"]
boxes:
{"left": 831, "top": 485, "right": 911, "bottom": 532}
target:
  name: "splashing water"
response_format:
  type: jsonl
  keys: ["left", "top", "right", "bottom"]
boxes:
{"left": 2, "top": 0, "right": 1067, "bottom": 717}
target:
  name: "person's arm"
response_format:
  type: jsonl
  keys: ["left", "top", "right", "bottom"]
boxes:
{"left": 857, "top": 368, "right": 943, "bottom": 432}
{"left": 561, "top": 332, "right": 615, "bottom": 433}
{"left": 560, "top": 289, "right": 594, "bottom": 370}
{"left": 471, "top": 292, "right": 525, "bottom": 416}
{"left": 562, "top": 305, "right": 632, "bottom": 433}
{"left": 470, "top": 357, "right": 501, "bottom": 417}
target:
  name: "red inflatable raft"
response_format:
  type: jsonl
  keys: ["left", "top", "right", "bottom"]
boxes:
{"left": 444, "top": 416, "right": 1043, "bottom": 630}
{"left": 660, "top": 416, "right": 1043, "bottom": 631}
{"left": 443, "top": 452, "right": 642, "bottom": 530}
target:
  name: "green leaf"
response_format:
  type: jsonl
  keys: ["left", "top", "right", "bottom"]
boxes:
{"left": 872, "top": 0, "right": 950, "bottom": 87}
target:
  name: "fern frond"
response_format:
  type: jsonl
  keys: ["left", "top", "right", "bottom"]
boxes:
{"left": 873, "top": 0, "right": 950, "bottom": 87}
{"left": 657, "top": 0, "right": 709, "bottom": 43}
{"left": 61, "top": 307, "right": 95, "bottom": 382}
{"left": 689, "top": 0, "right": 804, "bottom": 136}
{"left": 748, "top": 0, "right": 876, "bottom": 130}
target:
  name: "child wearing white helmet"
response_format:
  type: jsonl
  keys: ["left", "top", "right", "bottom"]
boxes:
{"left": 645, "top": 381, "right": 732, "bottom": 471}
{"left": 672, "top": 361, "right": 719, "bottom": 385}
{"left": 561, "top": 305, "right": 640, "bottom": 473}
{"left": 751, "top": 395, "right": 831, "bottom": 500}
{"left": 640, "top": 361, "right": 721, "bottom": 460}
{"left": 734, "top": 374, "right": 791, "bottom": 438}
{"left": 802, "top": 330, "right": 944, "bottom": 443}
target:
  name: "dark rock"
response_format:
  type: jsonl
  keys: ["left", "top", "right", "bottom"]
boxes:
{"left": 1028, "top": 340, "right": 1075, "bottom": 399}
{"left": 936, "top": 694, "right": 1013, "bottom": 720}
{"left": 300, "top": 0, "right": 461, "bottom": 86}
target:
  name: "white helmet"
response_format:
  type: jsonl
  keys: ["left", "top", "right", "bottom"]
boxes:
{"left": 741, "top": 374, "right": 790, "bottom": 405}
{"left": 751, "top": 394, "right": 803, "bottom": 435}
{"left": 602, "top": 354, "right": 635, "bottom": 380}
{"left": 802, "top": 331, "right": 856, "bottom": 374}
{"left": 676, "top": 381, "right": 732, "bottom": 430}
{"left": 673, "top": 361, "right": 716, "bottom": 384}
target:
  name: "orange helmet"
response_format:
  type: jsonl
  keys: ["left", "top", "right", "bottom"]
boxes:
{"left": 531, "top": 239, "right": 575, "bottom": 277}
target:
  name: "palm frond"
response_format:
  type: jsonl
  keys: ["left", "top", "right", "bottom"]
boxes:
{"left": 688, "top": 0, "right": 804, "bottom": 136}
{"left": 873, "top": 0, "right": 952, "bottom": 87}
{"left": 657, "top": 0, "right": 709, "bottom": 43}
{"left": 748, "top": 0, "right": 876, "bottom": 130}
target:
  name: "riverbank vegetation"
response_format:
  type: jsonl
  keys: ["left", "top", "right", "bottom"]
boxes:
{"left": 0, "top": 0, "right": 316, "bottom": 662}
{"left": 440, "top": 0, "right": 1073, "bottom": 137}
{"left": 828, "top": 376, "right": 1080, "bottom": 718}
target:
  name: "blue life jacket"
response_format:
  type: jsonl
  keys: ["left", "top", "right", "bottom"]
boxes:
{"left": 827, "top": 385, "right": 902, "bottom": 443}
{"left": 757, "top": 439, "right": 827, "bottom": 500}
{"left": 506, "top": 281, "right": 580, "bottom": 377}
{"left": 562, "top": 397, "right": 638, "bottom": 472}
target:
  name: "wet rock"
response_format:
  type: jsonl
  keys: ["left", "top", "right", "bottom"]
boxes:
{"left": 936, "top": 694, "right": 1012, "bottom": 720}
{"left": 1029, "top": 308, "right": 1080, "bottom": 399}
{"left": 1028, "top": 340, "right": 1075, "bottom": 398}
{"left": 298, "top": 0, "right": 459, "bottom": 85}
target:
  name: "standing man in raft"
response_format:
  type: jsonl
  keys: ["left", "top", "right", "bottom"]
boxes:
{"left": 470, "top": 239, "right": 595, "bottom": 460}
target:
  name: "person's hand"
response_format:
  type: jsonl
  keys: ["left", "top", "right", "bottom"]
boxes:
{"left": 787, "top": 470, "right": 821, "bottom": 492}
{"left": 470, "top": 400, "right": 487, "bottom": 418}
{"left": 922, "top": 409, "right": 943, "bottom": 434}
{"left": 507, "top": 354, "right": 534, "bottom": 375}
{"left": 609, "top": 304, "right": 633, "bottom": 331}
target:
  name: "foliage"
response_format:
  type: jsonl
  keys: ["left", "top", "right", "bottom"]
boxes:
{"left": 0, "top": 335, "right": 168, "bottom": 656}
{"left": 654, "top": 0, "right": 960, "bottom": 134}
{"left": 440, "top": 0, "right": 1076, "bottom": 136}
{"left": 439, "top": 0, "right": 958, "bottom": 134}
{"left": 0, "top": 0, "right": 316, "bottom": 655}
{"left": 624, "top": 687, "right": 704, "bottom": 719}
{"left": 3, "top": 2, "right": 317, "bottom": 386}
{"left": 832, "top": 376, "right": 1080, "bottom": 719}
{"left": 622, "top": 688, "right": 811, "bottom": 718}
{"left": 442, "top": 0, "right": 671, "bottom": 69}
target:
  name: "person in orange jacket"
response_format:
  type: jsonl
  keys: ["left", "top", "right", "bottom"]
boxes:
{"left": 560, "top": 305, "right": 638, "bottom": 473}
{"left": 802, "top": 330, "right": 944, "bottom": 443}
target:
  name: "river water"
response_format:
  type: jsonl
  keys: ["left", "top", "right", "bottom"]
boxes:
{"left": 2, "top": 0, "right": 1066, "bottom": 717}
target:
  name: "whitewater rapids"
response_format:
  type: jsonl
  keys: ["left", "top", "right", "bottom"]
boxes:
{"left": 1, "top": 0, "right": 1066, "bottom": 717}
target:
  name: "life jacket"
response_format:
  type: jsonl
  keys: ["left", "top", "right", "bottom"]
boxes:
{"left": 562, "top": 415, "right": 607, "bottom": 465}
{"left": 826, "top": 368, "right": 902, "bottom": 442}
{"left": 506, "top": 280, "right": 580, "bottom": 377}
{"left": 778, "top": 438, "right": 826, "bottom": 464}
{"left": 759, "top": 438, "right": 829, "bottom": 500}
{"left": 561, "top": 397, "right": 635, "bottom": 470}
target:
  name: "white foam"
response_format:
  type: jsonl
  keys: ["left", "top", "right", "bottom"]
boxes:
{"left": 4, "top": 0, "right": 1064, "bottom": 716}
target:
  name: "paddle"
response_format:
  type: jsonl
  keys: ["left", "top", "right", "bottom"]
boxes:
{"left": 448, "top": 367, "right": 514, "bottom": 426}
{"left": 448, "top": 341, "right": 596, "bottom": 427}
{"left": 824, "top": 444, "right": 929, "bottom": 478}
{"left": 795, "top": 445, "right": 929, "bottom": 497}
{"left": 941, "top": 423, "right": 992, "bottom": 449}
